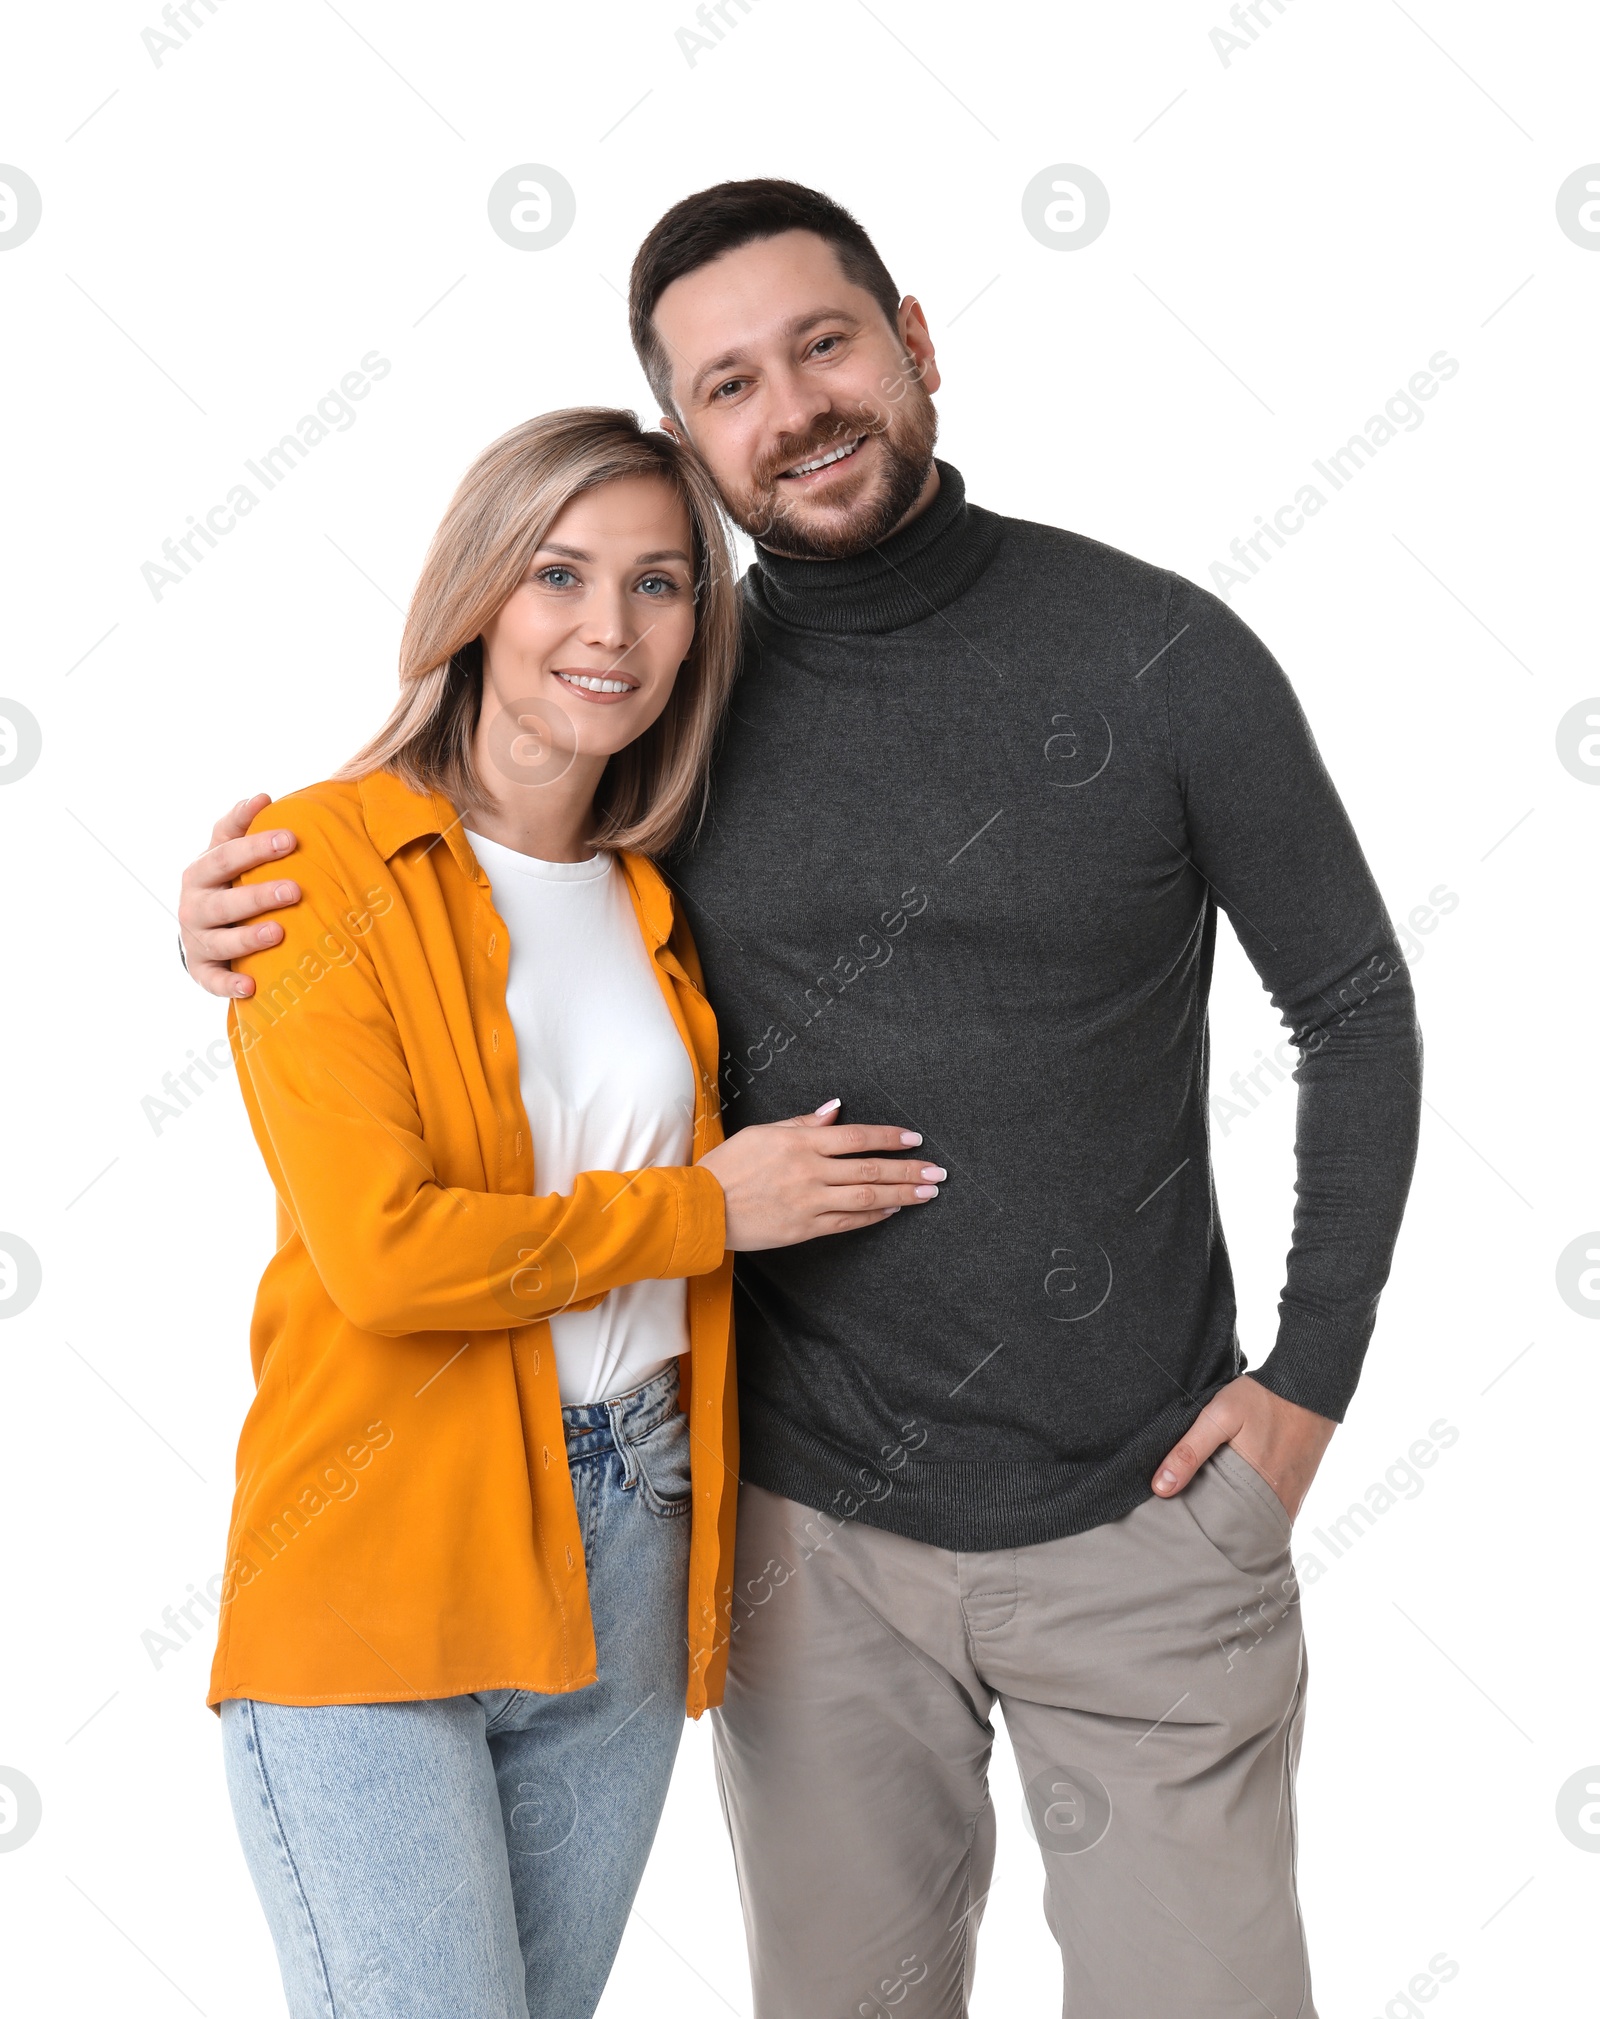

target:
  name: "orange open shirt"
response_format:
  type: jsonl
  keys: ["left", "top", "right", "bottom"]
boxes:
{"left": 207, "top": 772, "right": 737, "bottom": 1716}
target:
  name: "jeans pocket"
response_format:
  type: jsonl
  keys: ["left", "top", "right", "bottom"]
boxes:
{"left": 631, "top": 1408, "right": 692, "bottom": 1518}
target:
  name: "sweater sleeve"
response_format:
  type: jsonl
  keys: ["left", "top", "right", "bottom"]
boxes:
{"left": 1162, "top": 575, "right": 1423, "bottom": 1420}
{"left": 227, "top": 826, "right": 726, "bottom": 1339}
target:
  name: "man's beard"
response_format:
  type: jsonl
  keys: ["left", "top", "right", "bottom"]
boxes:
{"left": 724, "top": 378, "right": 939, "bottom": 561}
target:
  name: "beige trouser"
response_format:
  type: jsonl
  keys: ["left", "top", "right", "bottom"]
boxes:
{"left": 712, "top": 1448, "right": 1314, "bottom": 2019}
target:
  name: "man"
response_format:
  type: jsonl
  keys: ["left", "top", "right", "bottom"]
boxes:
{"left": 179, "top": 180, "right": 1421, "bottom": 2016}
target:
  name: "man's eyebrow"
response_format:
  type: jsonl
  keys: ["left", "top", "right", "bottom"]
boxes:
{"left": 688, "top": 307, "right": 864, "bottom": 402}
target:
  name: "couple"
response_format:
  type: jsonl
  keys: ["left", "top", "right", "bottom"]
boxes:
{"left": 179, "top": 179, "right": 1422, "bottom": 2018}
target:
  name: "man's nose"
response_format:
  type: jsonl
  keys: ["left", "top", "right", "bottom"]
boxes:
{"left": 763, "top": 367, "right": 834, "bottom": 449}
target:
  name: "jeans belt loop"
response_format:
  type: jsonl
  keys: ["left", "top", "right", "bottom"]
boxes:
{"left": 609, "top": 1394, "right": 641, "bottom": 1490}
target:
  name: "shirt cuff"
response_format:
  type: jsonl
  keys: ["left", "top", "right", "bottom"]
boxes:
{"left": 668, "top": 1163, "right": 728, "bottom": 1278}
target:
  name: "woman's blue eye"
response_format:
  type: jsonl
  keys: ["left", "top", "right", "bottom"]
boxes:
{"left": 538, "top": 566, "right": 577, "bottom": 588}
{"left": 638, "top": 574, "right": 680, "bottom": 597}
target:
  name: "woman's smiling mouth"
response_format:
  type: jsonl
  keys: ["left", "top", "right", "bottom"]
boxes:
{"left": 553, "top": 669, "right": 640, "bottom": 701}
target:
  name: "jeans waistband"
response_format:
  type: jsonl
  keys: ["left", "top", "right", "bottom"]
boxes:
{"left": 561, "top": 1359, "right": 681, "bottom": 1461}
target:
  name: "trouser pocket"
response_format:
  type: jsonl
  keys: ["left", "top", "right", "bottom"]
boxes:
{"left": 1182, "top": 1443, "right": 1294, "bottom": 1580}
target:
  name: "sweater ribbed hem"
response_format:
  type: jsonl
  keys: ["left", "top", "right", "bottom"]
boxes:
{"left": 738, "top": 1378, "right": 1239, "bottom": 1554}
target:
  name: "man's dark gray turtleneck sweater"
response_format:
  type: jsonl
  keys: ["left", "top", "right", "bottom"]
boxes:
{"left": 669, "top": 462, "right": 1422, "bottom": 1552}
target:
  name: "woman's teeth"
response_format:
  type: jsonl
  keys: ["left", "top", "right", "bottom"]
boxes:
{"left": 557, "top": 672, "right": 635, "bottom": 693}
{"left": 785, "top": 436, "right": 864, "bottom": 477}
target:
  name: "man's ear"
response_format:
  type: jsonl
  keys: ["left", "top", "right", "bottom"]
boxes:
{"left": 898, "top": 295, "right": 941, "bottom": 397}
{"left": 659, "top": 414, "right": 684, "bottom": 444}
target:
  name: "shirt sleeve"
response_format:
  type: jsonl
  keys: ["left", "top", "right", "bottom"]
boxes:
{"left": 1162, "top": 574, "right": 1423, "bottom": 1420}
{"left": 227, "top": 836, "right": 726, "bottom": 1339}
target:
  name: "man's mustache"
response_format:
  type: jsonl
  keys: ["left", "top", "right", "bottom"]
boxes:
{"left": 750, "top": 412, "right": 887, "bottom": 493}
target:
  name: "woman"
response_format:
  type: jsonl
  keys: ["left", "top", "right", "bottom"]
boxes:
{"left": 210, "top": 408, "right": 941, "bottom": 2019}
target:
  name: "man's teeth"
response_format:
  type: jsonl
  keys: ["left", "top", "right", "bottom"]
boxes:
{"left": 786, "top": 436, "right": 863, "bottom": 476}
{"left": 558, "top": 673, "right": 634, "bottom": 693}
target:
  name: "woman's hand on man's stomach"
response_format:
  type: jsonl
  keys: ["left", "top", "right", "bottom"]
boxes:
{"left": 697, "top": 1100, "right": 943, "bottom": 1250}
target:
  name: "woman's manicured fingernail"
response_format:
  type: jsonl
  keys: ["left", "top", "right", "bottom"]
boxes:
{"left": 815, "top": 1097, "right": 840, "bottom": 1115}
{"left": 914, "top": 1184, "right": 939, "bottom": 1199}
{"left": 900, "top": 1131, "right": 922, "bottom": 1146}
{"left": 921, "top": 1166, "right": 946, "bottom": 1181}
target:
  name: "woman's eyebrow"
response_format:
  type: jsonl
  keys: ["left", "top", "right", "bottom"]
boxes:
{"left": 533, "top": 544, "right": 691, "bottom": 564}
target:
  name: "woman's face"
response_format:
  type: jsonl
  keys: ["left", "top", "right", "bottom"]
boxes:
{"left": 477, "top": 475, "right": 699, "bottom": 775}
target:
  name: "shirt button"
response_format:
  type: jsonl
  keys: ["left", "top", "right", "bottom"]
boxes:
{"left": 491, "top": 1029, "right": 499, "bottom": 1052}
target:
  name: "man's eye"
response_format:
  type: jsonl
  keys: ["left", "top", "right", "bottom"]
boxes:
{"left": 811, "top": 336, "right": 842, "bottom": 357}
{"left": 712, "top": 379, "right": 746, "bottom": 401}
{"left": 536, "top": 566, "right": 577, "bottom": 588}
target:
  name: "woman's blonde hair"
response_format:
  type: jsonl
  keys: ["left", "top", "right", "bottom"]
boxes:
{"left": 339, "top": 408, "right": 740, "bottom": 856}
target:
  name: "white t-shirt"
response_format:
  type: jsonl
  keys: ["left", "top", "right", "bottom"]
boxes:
{"left": 465, "top": 831, "right": 696, "bottom": 1407}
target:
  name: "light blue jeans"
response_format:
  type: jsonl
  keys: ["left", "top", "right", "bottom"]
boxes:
{"left": 221, "top": 1362, "right": 692, "bottom": 2019}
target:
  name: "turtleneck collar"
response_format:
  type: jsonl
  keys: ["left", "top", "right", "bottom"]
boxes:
{"left": 742, "top": 460, "right": 1005, "bottom": 637}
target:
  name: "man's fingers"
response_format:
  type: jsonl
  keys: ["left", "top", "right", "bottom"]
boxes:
{"left": 191, "top": 958, "right": 256, "bottom": 1000}
{"left": 207, "top": 793, "right": 274, "bottom": 849}
{"left": 1152, "top": 1404, "right": 1243, "bottom": 1497}
{"left": 195, "top": 920, "right": 287, "bottom": 965}
{"left": 193, "top": 827, "right": 299, "bottom": 890}
{"left": 188, "top": 879, "right": 302, "bottom": 931}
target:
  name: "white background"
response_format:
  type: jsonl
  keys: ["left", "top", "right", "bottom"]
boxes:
{"left": 1, "top": 0, "right": 1596, "bottom": 2012}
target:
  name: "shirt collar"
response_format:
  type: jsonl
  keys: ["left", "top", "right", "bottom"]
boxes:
{"left": 359, "top": 770, "right": 480, "bottom": 879}
{"left": 358, "top": 768, "right": 679, "bottom": 955}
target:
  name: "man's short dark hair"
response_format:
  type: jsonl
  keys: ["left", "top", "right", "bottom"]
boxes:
{"left": 628, "top": 179, "right": 902, "bottom": 414}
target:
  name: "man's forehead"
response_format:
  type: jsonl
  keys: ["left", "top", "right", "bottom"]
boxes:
{"left": 653, "top": 231, "right": 880, "bottom": 376}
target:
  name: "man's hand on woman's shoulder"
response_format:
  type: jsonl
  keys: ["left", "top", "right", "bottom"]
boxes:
{"left": 178, "top": 794, "right": 303, "bottom": 998}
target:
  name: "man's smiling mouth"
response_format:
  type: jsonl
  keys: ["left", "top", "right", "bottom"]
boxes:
{"left": 780, "top": 435, "right": 866, "bottom": 480}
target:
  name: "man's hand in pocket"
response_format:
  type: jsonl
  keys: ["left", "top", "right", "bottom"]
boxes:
{"left": 1151, "top": 1375, "right": 1336, "bottom": 1520}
